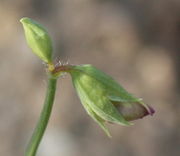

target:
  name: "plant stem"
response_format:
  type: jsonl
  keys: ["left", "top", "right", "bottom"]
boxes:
{"left": 25, "top": 75, "right": 57, "bottom": 156}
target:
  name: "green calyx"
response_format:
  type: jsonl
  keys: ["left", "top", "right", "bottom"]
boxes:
{"left": 69, "top": 64, "right": 154, "bottom": 137}
{"left": 20, "top": 17, "right": 53, "bottom": 64}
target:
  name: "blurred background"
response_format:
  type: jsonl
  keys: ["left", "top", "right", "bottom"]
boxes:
{"left": 0, "top": 0, "right": 180, "bottom": 156}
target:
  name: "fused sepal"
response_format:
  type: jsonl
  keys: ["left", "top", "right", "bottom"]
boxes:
{"left": 69, "top": 64, "right": 154, "bottom": 137}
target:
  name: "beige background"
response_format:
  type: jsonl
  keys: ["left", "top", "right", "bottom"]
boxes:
{"left": 0, "top": 0, "right": 179, "bottom": 156}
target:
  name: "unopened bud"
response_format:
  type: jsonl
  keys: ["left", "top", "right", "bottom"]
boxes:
{"left": 20, "top": 17, "right": 53, "bottom": 64}
{"left": 69, "top": 64, "right": 155, "bottom": 137}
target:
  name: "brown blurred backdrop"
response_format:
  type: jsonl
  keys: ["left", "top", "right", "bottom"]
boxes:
{"left": 0, "top": 0, "right": 180, "bottom": 156}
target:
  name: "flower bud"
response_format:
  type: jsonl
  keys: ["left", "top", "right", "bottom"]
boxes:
{"left": 20, "top": 17, "right": 53, "bottom": 63}
{"left": 69, "top": 64, "right": 154, "bottom": 137}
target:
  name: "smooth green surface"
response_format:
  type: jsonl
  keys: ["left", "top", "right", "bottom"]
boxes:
{"left": 72, "top": 65, "right": 140, "bottom": 102}
{"left": 20, "top": 17, "right": 53, "bottom": 63}
{"left": 70, "top": 65, "right": 151, "bottom": 136}
{"left": 25, "top": 76, "right": 57, "bottom": 156}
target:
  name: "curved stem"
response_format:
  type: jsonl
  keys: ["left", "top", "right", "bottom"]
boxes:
{"left": 25, "top": 75, "right": 57, "bottom": 156}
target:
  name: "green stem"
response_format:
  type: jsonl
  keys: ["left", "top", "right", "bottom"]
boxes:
{"left": 25, "top": 75, "right": 57, "bottom": 156}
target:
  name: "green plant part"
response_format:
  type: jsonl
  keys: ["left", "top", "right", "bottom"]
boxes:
{"left": 69, "top": 64, "right": 154, "bottom": 137}
{"left": 20, "top": 17, "right": 53, "bottom": 65}
{"left": 20, "top": 17, "right": 155, "bottom": 156}
{"left": 25, "top": 74, "right": 57, "bottom": 156}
